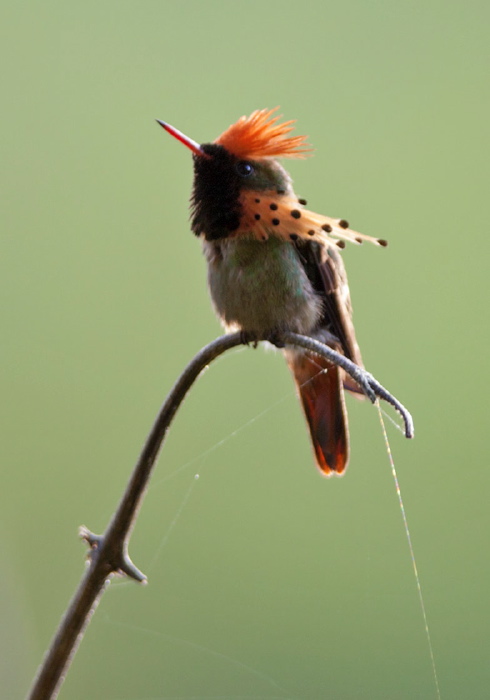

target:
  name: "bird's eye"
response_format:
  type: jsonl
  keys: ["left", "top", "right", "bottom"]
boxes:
{"left": 236, "top": 161, "right": 254, "bottom": 177}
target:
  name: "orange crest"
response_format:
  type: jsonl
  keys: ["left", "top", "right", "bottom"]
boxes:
{"left": 215, "top": 108, "right": 311, "bottom": 160}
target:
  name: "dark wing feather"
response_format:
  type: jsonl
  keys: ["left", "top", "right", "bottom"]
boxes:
{"left": 294, "top": 240, "right": 363, "bottom": 371}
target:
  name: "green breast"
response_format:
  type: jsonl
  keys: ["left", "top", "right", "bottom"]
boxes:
{"left": 205, "top": 236, "right": 322, "bottom": 335}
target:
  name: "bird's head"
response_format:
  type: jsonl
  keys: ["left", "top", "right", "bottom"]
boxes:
{"left": 157, "top": 109, "right": 310, "bottom": 240}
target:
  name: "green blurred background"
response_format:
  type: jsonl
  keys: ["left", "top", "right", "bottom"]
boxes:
{"left": 2, "top": 1, "right": 489, "bottom": 698}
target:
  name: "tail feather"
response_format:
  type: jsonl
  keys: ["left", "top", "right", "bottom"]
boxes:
{"left": 286, "top": 350, "right": 349, "bottom": 476}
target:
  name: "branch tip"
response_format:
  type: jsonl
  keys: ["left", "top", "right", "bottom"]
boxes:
{"left": 118, "top": 553, "right": 147, "bottom": 583}
{"left": 79, "top": 526, "right": 102, "bottom": 549}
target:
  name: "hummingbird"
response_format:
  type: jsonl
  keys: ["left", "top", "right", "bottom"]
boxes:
{"left": 157, "top": 109, "right": 387, "bottom": 476}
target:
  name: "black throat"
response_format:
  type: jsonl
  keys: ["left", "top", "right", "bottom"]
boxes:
{"left": 191, "top": 143, "right": 242, "bottom": 240}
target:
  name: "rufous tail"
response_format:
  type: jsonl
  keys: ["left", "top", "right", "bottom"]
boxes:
{"left": 286, "top": 350, "right": 349, "bottom": 476}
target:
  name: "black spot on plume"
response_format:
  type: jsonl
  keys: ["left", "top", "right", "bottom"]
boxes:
{"left": 191, "top": 143, "right": 242, "bottom": 240}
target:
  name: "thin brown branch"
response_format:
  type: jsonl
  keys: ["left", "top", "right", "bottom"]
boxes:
{"left": 27, "top": 331, "right": 413, "bottom": 699}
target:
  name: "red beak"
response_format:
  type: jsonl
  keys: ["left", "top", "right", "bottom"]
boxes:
{"left": 156, "top": 119, "right": 206, "bottom": 157}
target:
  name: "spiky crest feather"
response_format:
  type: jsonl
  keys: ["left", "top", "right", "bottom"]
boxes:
{"left": 215, "top": 108, "right": 310, "bottom": 160}
{"left": 212, "top": 109, "right": 387, "bottom": 250}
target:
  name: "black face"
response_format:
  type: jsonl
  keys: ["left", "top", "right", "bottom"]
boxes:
{"left": 191, "top": 143, "right": 243, "bottom": 241}
{"left": 190, "top": 143, "right": 289, "bottom": 241}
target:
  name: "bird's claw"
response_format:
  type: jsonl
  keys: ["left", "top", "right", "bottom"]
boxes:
{"left": 265, "top": 332, "right": 286, "bottom": 349}
{"left": 359, "top": 373, "right": 376, "bottom": 403}
{"left": 239, "top": 331, "right": 259, "bottom": 348}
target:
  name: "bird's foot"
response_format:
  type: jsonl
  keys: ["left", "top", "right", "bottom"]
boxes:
{"left": 239, "top": 330, "right": 260, "bottom": 348}
{"left": 265, "top": 332, "right": 286, "bottom": 349}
